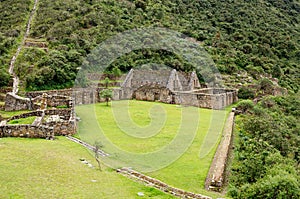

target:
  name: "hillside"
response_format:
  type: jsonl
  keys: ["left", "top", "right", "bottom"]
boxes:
{"left": 0, "top": 0, "right": 33, "bottom": 87}
{"left": 0, "top": 0, "right": 299, "bottom": 198}
{"left": 0, "top": 0, "right": 298, "bottom": 92}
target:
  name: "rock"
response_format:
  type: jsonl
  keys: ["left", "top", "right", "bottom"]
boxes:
{"left": 81, "top": 160, "right": 88, "bottom": 164}
{"left": 137, "top": 192, "right": 144, "bottom": 197}
{"left": 91, "top": 179, "right": 97, "bottom": 183}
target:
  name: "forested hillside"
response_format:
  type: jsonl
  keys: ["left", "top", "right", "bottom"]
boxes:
{"left": 230, "top": 94, "right": 300, "bottom": 198}
{"left": 0, "top": 0, "right": 33, "bottom": 87}
{"left": 0, "top": 0, "right": 298, "bottom": 91}
{"left": 0, "top": 0, "right": 299, "bottom": 198}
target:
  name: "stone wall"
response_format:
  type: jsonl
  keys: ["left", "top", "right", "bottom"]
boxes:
{"left": 32, "top": 95, "right": 72, "bottom": 108}
{"left": 173, "top": 89, "right": 237, "bottom": 109}
{"left": 133, "top": 84, "right": 173, "bottom": 102}
{"left": 5, "top": 92, "right": 31, "bottom": 111}
{"left": 47, "top": 120, "right": 76, "bottom": 136}
{"left": 5, "top": 88, "right": 99, "bottom": 111}
{"left": 122, "top": 69, "right": 200, "bottom": 92}
{"left": 0, "top": 121, "right": 75, "bottom": 139}
{"left": 0, "top": 108, "right": 75, "bottom": 139}
{"left": 7, "top": 109, "right": 71, "bottom": 121}
{"left": 205, "top": 112, "right": 235, "bottom": 191}
{"left": 26, "top": 89, "right": 73, "bottom": 98}
{"left": 112, "top": 88, "right": 133, "bottom": 100}
{"left": 72, "top": 88, "right": 98, "bottom": 105}
{"left": 27, "top": 88, "right": 99, "bottom": 105}
{"left": 117, "top": 167, "right": 212, "bottom": 199}
{"left": 0, "top": 124, "right": 54, "bottom": 138}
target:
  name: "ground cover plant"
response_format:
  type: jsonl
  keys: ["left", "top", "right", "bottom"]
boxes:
{"left": 7, "top": 116, "right": 36, "bottom": 125}
{"left": 0, "top": 137, "right": 176, "bottom": 198}
{"left": 0, "top": 110, "right": 31, "bottom": 119}
{"left": 76, "top": 100, "right": 229, "bottom": 198}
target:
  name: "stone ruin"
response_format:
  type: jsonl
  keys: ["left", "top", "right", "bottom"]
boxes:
{"left": 112, "top": 69, "right": 238, "bottom": 109}
{"left": 0, "top": 92, "right": 76, "bottom": 139}
{"left": 1, "top": 68, "right": 238, "bottom": 139}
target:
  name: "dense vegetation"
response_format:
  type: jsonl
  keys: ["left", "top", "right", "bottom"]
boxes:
{"left": 1, "top": 0, "right": 299, "bottom": 197}
{"left": 0, "top": 0, "right": 33, "bottom": 87}
{"left": 230, "top": 95, "right": 300, "bottom": 198}
{"left": 1, "top": 0, "right": 298, "bottom": 91}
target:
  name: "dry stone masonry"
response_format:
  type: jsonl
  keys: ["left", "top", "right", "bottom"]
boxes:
{"left": 114, "top": 69, "right": 238, "bottom": 109}
{"left": 117, "top": 167, "right": 212, "bottom": 199}
{"left": 205, "top": 112, "right": 235, "bottom": 191}
{"left": 1, "top": 92, "right": 76, "bottom": 139}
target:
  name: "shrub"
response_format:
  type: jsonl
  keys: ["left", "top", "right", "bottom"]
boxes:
{"left": 238, "top": 87, "right": 255, "bottom": 99}
{"left": 236, "top": 100, "right": 254, "bottom": 113}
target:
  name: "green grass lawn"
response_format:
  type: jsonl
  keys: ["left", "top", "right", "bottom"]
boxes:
{"left": 0, "top": 110, "right": 31, "bottom": 119}
{"left": 76, "top": 100, "right": 229, "bottom": 198}
{"left": 7, "top": 116, "right": 37, "bottom": 125}
{"left": 0, "top": 137, "right": 175, "bottom": 199}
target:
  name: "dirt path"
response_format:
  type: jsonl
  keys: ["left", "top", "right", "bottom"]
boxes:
{"left": 8, "top": 0, "right": 39, "bottom": 94}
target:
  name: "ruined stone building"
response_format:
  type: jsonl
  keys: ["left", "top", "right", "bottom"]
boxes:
{"left": 112, "top": 69, "right": 238, "bottom": 109}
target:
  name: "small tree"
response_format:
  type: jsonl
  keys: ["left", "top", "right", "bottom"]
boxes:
{"left": 259, "top": 78, "right": 273, "bottom": 94}
{"left": 99, "top": 89, "right": 112, "bottom": 106}
{"left": 236, "top": 100, "right": 254, "bottom": 114}
{"left": 103, "top": 77, "right": 110, "bottom": 88}
{"left": 94, "top": 141, "right": 103, "bottom": 171}
{"left": 111, "top": 67, "right": 122, "bottom": 78}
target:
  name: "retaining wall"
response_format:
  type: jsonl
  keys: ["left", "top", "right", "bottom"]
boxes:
{"left": 205, "top": 112, "right": 235, "bottom": 191}
{"left": 0, "top": 124, "right": 54, "bottom": 138}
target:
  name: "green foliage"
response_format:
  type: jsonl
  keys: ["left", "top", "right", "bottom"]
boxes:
{"left": 2, "top": 0, "right": 297, "bottom": 91}
{"left": 236, "top": 99, "right": 254, "bottom": 113}
{"left": 229, "top": 94, "right": 300, "bottom": 198}
{"left": 103, "top": 77, "right": 110, "bottom": 88}
{"left": 7, "top": 116, "right": 37, "bottom": 125}
{"left": 99, "top": 89, "right": 112, "bottom": 106}
{"left": 259, "top": 78, "right": 274, "bottom": 94}
{"left": 0, "top": 67, "right": 10, "bottom": 87}
{"left": 238, "top": 87, "right": 255, "bottom": 99}
{"left": 111, "top": 67, "right": 122, "bottom": 77}
{"left": 235, "top": 162, "right": 300, "bottom": 199}
{"left": 0, "top": 0, "right": 32, "bottom": 88}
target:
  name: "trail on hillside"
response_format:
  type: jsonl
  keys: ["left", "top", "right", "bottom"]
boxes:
{"left": 8, "top": 0, "right": 39, "bottom": 94}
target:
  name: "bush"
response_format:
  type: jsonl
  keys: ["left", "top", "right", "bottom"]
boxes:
{"left": 236, "top": 100, "right": 254, "bottom": 113}
{"left": 238, "top": 87, "right": 255, "bottom": 99}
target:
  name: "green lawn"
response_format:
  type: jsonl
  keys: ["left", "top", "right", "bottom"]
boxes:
{"left": 7, "top": 116, "right": 37, "bottom": 124}
{"left": 76, "top": 100, "right": 229, "bottom": 198}
{"left": 0, "top": 137, "right": 175, "bottom": 199}
{"left": 0, "top": 110, "right": 31, "bottom": 118}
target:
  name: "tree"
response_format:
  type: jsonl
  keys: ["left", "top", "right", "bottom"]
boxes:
{"left": 111, "top": 67, "right": 122, "bottom": 78}
{"left": 103, "top": 77, "right": 110, "bottom": 88}
{"left": 238, "top": 87, "right": 255, "bottom": 99}
{"left": 99, "top": 89, "right": 112, "bottom": 106}
{"left": 236, "top": 100, "right": 254, "bottom": 113}
{"left": 93, "top": 141, "right": 103, "bottom": 171}
{"left": 259, "top": 78, "right": 274, "bottom": 94}
{"left": 0, "top": 68, "right": 10, "bottom": 87}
